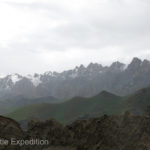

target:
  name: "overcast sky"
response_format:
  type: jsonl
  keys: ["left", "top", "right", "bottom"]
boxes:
{"left": 0, "top": 0, "right": 150, "bottom": 75}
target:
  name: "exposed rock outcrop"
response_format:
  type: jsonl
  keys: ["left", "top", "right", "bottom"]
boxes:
{"left": 22, "top": 113, "right": 150, "bottom": 150}
{"left": 2, "top": 112, "right": 150, "bottom": 150}
{"left": 0, "top": 116, "right": 24, "bottom": 150}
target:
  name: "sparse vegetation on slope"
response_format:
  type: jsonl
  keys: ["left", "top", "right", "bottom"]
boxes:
{"left": 6, "top": 91, "right": 121, "bottom": 123}
{"left": 7, "top": 86, "right": 150, "bottom": 124}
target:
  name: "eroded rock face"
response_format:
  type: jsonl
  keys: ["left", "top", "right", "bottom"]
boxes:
{"left": 2, "top": 113, "right": 150, "bottom": 150}
{"left": 24, "top": 114, "right": 150, "bottom": 150}
{"left": 24, "top": 118, "right": 72, "bottom": 150}
{"left": 0, "top": 116, "right": 24, "bottom": 150}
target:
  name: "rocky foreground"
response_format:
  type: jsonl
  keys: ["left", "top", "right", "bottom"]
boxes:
{"left": 1, "top": 112, "right": 150, "bottom": 150}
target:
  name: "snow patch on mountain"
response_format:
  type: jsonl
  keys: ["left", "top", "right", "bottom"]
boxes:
{"left": 10, "top": 74, "right": 22, "bottom": 84}
{"left": 44, "top": 71, "right": 53, "bottom": 76}
{"left": 26, "top": 74, "right": 42, "bottom": 87}
{"left": 0, "top": 74, "right": 6, "bottom": 78}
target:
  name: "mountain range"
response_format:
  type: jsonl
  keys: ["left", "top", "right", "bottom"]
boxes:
{"left": 1, "top": 57, "right": 150, "bottom": 150}
{"left": 1, "top": 57, "right": 150, "bottom": 100}
{"left": 6, "top": 85, "right": 150, "bottom": 125}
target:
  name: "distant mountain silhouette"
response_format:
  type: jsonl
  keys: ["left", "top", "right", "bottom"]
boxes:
{"left": 6, "top": 91, "right": 121, "bottom": 124}
{"left": 7, "top": 86, "right": 150, "bottom": 124}
{"left": 1, "top": 57, "right": 150, "bottom": 99}
{"left": 0, "top": 95, "right": 58, "bottom": 114}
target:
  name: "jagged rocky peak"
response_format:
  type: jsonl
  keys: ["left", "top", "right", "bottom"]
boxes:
{"left": 44, "top": 71, "right": 58, "bottom": 77}
{"left": 110, "top": 61, "right": 126, "bottom": 71}
{"left": 33, "top": 73, "right": 40, "bottom": 78}
{"left": 26, "top": 74, "right": 42, "bottom": 87}
{"left": 0, "top": 57, "right": 150, "bottom": 99}
{"left": 73, "top": 64, "right": 85, "bottom": 71}
{"left": 126, "top": 57, "right": 150, "bottom": 72}
{"left": 132, "top": 57, "right": 142, "bottom": 64}
{"left": 73, "top": 64, "right": 86, "bottom": 75}
{"left": 9, "top": 73, "right": 22, "bottom": 77}
{"left": 127, "top": 57, "right": 142, "bottom": 70}
{"left": 7, "top": 73, "right": 23, "bottom": 84}
{"left": 142, "top": 59, "right": 150, "bottom": 66}
{"left": 87, "top": 62, "right": 102, "bottom": 68}
{"left": 87, "top": 63, "right": 103, "bottom": 72}
{"left": 111, "top": 61, "right": 125, "bottom": 67}
{"left": 44, "top": 71, "right": 53, "bottom": 76}
{"left": 78, "top": 64, "right": 85, "bottom": 71}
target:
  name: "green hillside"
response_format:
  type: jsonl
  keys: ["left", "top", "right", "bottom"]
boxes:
{"left": 0, "top": 95, "right": 59, "bottom": 114}
{"left": 6, "top": 87, "right": 150, "bottom": 124}
{"left": 121, "top": 87, "right": 150, "bottom": 114}
{"left": 6, "top": 91, "right": 122, "bottom": 124}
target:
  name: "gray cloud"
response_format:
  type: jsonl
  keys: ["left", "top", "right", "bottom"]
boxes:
{"left": 0, "top": 0, "right": 150, "bottom": 74}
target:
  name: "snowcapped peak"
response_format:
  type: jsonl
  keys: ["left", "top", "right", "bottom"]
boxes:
{"left": 26, "top": 74, "right": 42, "bottom": 87}
{"left": 34, "top": 73, "right": 40, "bottom": 77}
{"left": 44, "top": 71, "right": 53, "bottom": 76}
{"left": 0, "top": 73, "right": 7, "bottom": 78}
{"left": 9, "top": 74, "right": 22, "bottom": 84}
{"left": 44, "top": 71, "right": 58, "bottom": 77}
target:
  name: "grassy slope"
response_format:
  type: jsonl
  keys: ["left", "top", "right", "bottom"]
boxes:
{"left": 0, "top": 95, "right": 59, "bottom": 114}
{"left": 6, "top": 87, "right": 150, "bottom": 124}
{"left": 6, "top": 91, "right": 122, "bottom": 124}
{"left": 121, "top": 87, "right": 150, "bottom": 114}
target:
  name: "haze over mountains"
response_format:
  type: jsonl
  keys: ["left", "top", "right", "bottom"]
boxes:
{"left": 7, "top": 86, "right": 150, "bottom": 125}
{"left": 1, "top": 57, "right": 150, "bottom": 150}
{"left": 0, "top": 57, "right": 150, "bottom": 99}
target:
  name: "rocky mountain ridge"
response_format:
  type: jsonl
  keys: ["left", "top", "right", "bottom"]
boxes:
{"left": 2, "top": 110, "right": 150, "bottom": 150}
{"left": 0, "top": 57, "right": 150, "bottom": 99}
